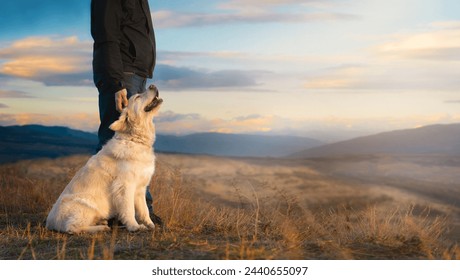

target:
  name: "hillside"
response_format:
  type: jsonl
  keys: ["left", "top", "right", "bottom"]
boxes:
{"left": 291, "top": 123, "right": 460, "bottom": 158}
{"left": 0, "top": 125, "right": 98, "bottom": 163}
{"left": 1, "top": 153, "right": 458, "bottom": 260}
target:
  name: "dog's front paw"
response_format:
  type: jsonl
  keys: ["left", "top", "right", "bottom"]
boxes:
{"left": 146, "top": 222, "right": 155, "bottom": 230}
{"left": 126, "top": 223, "right": 141, "bottom": 232}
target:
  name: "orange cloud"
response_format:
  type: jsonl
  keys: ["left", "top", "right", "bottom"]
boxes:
{"left": 8, "top": 36, "right": 80, "bottom": 49}
{"left": 2, "top": 56, "right": 85, "bottom": 78}
{"left": 0, "top": 36, "right": 91, "bottom": 81}
{"left": 154, "top": 111, "right": 275, "bottom": 135}
{"left": 221, "top": 115, "right": 274, "bottom": 133}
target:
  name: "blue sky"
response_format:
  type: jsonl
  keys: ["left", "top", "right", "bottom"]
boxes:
{"left": 1, "top": 0, "right": 460, "bottom": 141}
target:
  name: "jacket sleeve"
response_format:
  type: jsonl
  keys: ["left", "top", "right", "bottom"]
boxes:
{"left": 91, "top": 0, "right": 125, "bottom": 94}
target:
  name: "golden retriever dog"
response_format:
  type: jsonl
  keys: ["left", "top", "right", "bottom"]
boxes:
{"left": 46, "top": 84, "right": 163, "bottom": 234}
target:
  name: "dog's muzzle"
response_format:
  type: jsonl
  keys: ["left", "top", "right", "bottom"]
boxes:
{"left": 144, "top": 85, "right": 163, "bottom": 112}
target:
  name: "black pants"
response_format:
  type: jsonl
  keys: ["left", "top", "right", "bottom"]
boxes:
{"left": 96, "top": 72, "right": 154, "bottom": 212}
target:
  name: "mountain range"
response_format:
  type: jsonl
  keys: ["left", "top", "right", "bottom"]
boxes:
{"left": 0, "top": 125, "right": 98, "bottom": 164}
{"left": 1, "top": 123, "right": 459, "bottom": 164}
{"left": 291, "top": 123, "right": 460, "bottom": 158}
{"left": 0, "top": 125, "right": 323, "bottom": 163}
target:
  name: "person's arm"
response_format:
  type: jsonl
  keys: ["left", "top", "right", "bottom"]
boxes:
{"left": 91, "top": 0, "right": 125, "bottom": 96}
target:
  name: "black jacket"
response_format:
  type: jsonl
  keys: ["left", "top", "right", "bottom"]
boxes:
{"left": 91, "top": 0, "right": 156, "bottom": 94}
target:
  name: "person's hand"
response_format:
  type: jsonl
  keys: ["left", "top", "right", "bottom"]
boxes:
{"left": 115, "top": 88, "right": 128, "bottom": 113}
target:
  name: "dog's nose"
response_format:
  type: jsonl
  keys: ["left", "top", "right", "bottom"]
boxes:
{"left": 148, "top": 84, "right": 159, "bottom": 97}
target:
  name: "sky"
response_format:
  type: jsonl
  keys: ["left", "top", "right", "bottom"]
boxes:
{"left": 0, "top": 0, "right": 459, "bottom": 141}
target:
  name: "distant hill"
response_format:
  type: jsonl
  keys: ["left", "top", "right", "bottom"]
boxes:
{"left": 291, "top": 123, "right": 460, "bottom": 158}
{"left": 0, "top": 125, "right": 324, "bottom": 163}
{"left": 0, "top": 125, "right": 98, "bottom": 163}
{"left": 155, "top": 133, "right": 324, "bottom": 157}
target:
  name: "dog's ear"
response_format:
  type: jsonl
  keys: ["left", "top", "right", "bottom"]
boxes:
{"left": 109, "top": 112, "right": 130, "bottom": 132}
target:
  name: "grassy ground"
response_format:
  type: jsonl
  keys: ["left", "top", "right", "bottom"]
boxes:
{"left": 0, "top": 154, "right": 458, "bottom": 260}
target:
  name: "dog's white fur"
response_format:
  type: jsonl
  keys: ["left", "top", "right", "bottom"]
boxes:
{"left": 46, "top": 85, "right": 162, "bottom": 234}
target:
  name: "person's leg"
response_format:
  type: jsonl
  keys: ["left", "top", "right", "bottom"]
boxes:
{"left": 96, "top": 85, "right": 119, "bottom": 152}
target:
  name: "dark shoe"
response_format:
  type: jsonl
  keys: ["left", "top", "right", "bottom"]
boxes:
{"left": 150, "top": 212, "right": 164, "bottom": 227}
{"left": 108, "top": 214, "right": 165, "bottom": 229}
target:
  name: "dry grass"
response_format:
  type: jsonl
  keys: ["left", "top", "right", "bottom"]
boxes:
{"left": 0, "top": 154, "right": 458, "bottom": 260}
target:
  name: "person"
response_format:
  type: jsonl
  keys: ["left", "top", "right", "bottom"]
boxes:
{"left": 91, "top": 0, "right": 162, "bottom": 226}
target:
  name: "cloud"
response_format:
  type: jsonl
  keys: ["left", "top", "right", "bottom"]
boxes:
{"left": 153, "top": 110, "right": 460, "bottom": 141}
{"left": 0, "top": 113, "right": 99, "bottom": 132}
{"left": 157, "top": 111, "right": 202, "bottom": 123}
{"left": 0, "top": 103, "right": 8, "bottom": 109}
{"left": 155, "top": 111, "right": 276, "bottom": 135}
{"left": 0, "top": 89, "right": 35, "bottom": 99}
{"left": 234, "top": 114, "right": 265, "bottom": 121}
{"left": 154, "top": 64, "right": 264, "bottom": 90}
{"left": 375, "top": 21, "right": 460, "bottom": 61}
{"left": 0, "top": 36, "right": 92, "bottom": 86}
{"left": 445, "top": 100, "right": 460, "bottom": 104}
{"left": 216, "top": 114, "right": 274, "bottom": 133}
{"left": 154, "top": 11, "right": 356, "bottom": 29}
{"left": 304, "top": 21, "right": 460, "bottom": 92}
{"left": 219, "top": 0, "right": 342, "bottom": 11}
{"left": 158, "top": 50, "right": 248, "bottom": 63}
{"left": 38, "top": 72, "right": 94, "bottom": 87}
{"left": 155, "top": 111, "right": 213, "bottom": 135}
{"left": 153, "top": 0, "right": 357, "bottom": 29}
{"left": 0, "top": 37, "right": 265, "bottom": 89}
{"left": 305, "top": 62, "right": 460, "bottom": 92}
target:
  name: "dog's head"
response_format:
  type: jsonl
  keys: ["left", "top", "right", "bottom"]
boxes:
{"left": 109, "top": 84, "right": 163, "bottom": 134}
